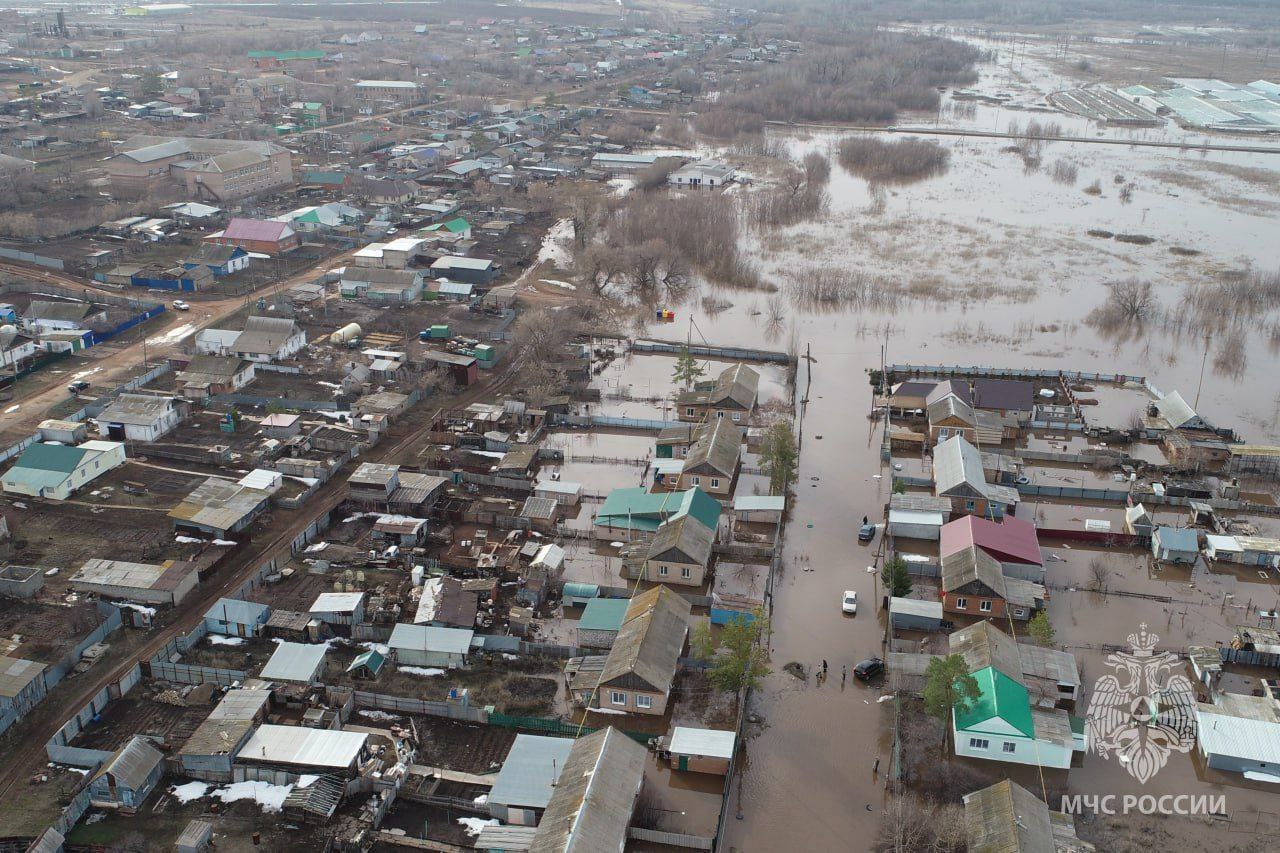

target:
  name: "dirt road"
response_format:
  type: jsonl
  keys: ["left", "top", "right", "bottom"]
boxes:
{"left": 0, "top": 248, "right": 358, "bottom": 437}
{"left": 0, "top": 341, "right": 524, "bottom": 807}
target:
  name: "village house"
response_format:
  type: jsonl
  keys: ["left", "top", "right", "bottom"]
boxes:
{"left": 206, "top": 218, "right": 300, "bottom": 255}
{"left": 1, "top": 440, "right": 126, "bottom": 500}
{"left": 204, "top": 598, "right": 271, "bottom": 638}
{"left": 676, "top": 363, "right": 759, "bottom": 424}
{"left": 971, "top": 378, "right": 1036, "bottom": 422}
{"left": 595, "top": 486, "right": 721, "bottom": 537}
{"left": 183, "top": 244, "right": 250, "bottom": 277}
{"left": 340, "top": 267, "right": 426, "bottom": 303}
{"left": 485, "top": 735, "right": 575, "bottom": 826}
{"left": 1152, "top": 526, "right": 1200, "bottom": 564}
{"left": 231, "top": 316, "right": 306, "bottom": 362}
{"left": 177, "top": 687, "right": 272, "bottom": 782}
{"left": 527, "top": 727, "right": 646, "bottom": 852}
{"left": 940, "top": 545, "right": 1045, "bottom": 621}
{"left": 585, "top": 586, "right": 690, "bottom": 716}
{"left": 623, "top": 513, "right": 716, "bottom": 587}
{"left": 963, "top": 780, "right": 1095, "bottom": 852}
{"left": 951, "top": 659, "right": 1085, "bottom": 770}
{"left": 933, "top": 435, "right": 1020, "bottom": 518}
{"left": 940, "top": 514, "right": 1044, "bottom": 582}
{"left": 951, "top": 620, "right": 1081, "bottom": 706}
{"left": 668, "top": 159, "right": 735, "bottom": 187}
{"left": 667, "top": 418, "right": 741, "bottom": 496}
{"left": 96, "top": 393, "right": 185, "bottom": 442}
{"left": 926, "top": 381, "right": 977, "bottom": 443}
{"left": 1195, "top": 691, "right": 1280, "bottom": 776}
{"left": 174, "top": 355, "right": 256, "bottom": 399}
{"left": 22, "top": 299, "right": 103, "bottom": 333}
{"left": 87, "top": 737, "right": 165, "bottom": 812}
{"left": 389, "top": 623, "right": 474, "bottom": 669}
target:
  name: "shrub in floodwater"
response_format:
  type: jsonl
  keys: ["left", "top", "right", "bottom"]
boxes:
{"left": 837, "top": 137, "right": 950, "bottom": 183}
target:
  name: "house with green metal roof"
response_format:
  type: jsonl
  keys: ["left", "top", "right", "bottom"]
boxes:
{"left": 952, "top": 665, "right": 1084, "bottom": 770}
{"left": 423, "top": 216, "right": 471, "bottom": 239}
{"left": 302, "top": 171, "right": 347, "bottom": 187}
{"left": 594, "top": 486, "right": 720, "bottom": 535}
{"left": 1, "top": 440, "right": 126, "bottom": 501}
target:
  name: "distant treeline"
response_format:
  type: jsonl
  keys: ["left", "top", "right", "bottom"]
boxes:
{"left": 753, "top": 0, "right": 1280, "bottom": 27}
{"left": 698, "top": 31, "right": 981, "bottom": 134}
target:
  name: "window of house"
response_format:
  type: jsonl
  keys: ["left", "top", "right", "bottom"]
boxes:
{"left": 1014, "top": 608, "right": 1026, "bottom": 618}
{"left": 685, "top": 407, "right": 694, "bottom": 417}
{"left": 681, "top": 566, "right": 691, "bottom": 579}
{"left": 710, "top": 478, "right": 720, "bottom": 489}
{"left": 732, "top": 412, "right": 741, "bottom": 422}
{"left": 939, "top": 428, "right": 949, "bottom": 438}
{"left": 969, "top": 738, "right": 989, "bottom": 750}
{"left": 716, "top": 411, "right": 724, "bottom": 419}
{"left": 636, "top": 695, "right": 652, "bottom": 709}
{"left": 1003, "top": 742, "right": 1017, "bottom": 754}
{"left": 955, "top": 597, "right": 968, "bottom": 609}
{"left": 980, "top": 601, "right": 993, "bottom": 613}
{"left": 692, "top": 476, "right": 700, "bottom": 485}
{"left": 965, "top": 500, "right": 976, "bottom": 511}
{"left": 658, "top": 565, "right": 668, "bottom": 576}
{"left": 610, "top": 691, "right": 626, "bottom": 706}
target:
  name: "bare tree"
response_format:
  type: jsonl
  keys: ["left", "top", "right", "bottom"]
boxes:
{"left": 1089, "top": 558, "right": 1111, "bottom": 591}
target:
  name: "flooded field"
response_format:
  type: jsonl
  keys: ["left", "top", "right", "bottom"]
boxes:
{"left": 702, "top": 32, "right": 1280, "bottom": 853}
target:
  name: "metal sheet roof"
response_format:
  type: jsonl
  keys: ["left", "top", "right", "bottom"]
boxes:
{"left": 488, "top": 734, "right": 575, "bottom": 809}
{"left": 94, "top": 736, "right": 163, "bottom": 791}
{"left": 579, "top": 598, "right": 629, "bottom": 632}
{"left": 389, "top": 623, "right": 474, "bottom": 655}
{"left": 238, "top": 724, "right": 368, "bottom": 769}
{"left": 888, "top": 597, "right": 943, "bottom": 620}
{"left": 0, "top": 655, "right": 45, "bottom": 698}
{"left": 204, "top": 597, "right": 269, "bottom": 627}
{"left": 528, "top": 728, "right": 646, "bottom": 853}
{"left": 309, "top": 592, "right": 364, "bottom": 613}
{"left": 259, "top": 642, "right": 327, "bottom": 682}
{"left": 668, "top": 726, "right": 735, "bottom": 759}
{"left": 963, "top": 779, "right": 1056, "bottom": 853}
{"left": 599, "top": 586, "right": 690, "bottom": 692}
{"left": 733, "top": 494, "right": 785, "bottom": 511}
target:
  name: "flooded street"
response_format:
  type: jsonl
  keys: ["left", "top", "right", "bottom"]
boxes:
{"left": 686, "top": 34, "right": 1280, "bottom": 853}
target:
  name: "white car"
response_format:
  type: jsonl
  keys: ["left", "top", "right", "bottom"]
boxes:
{"left": 172, "top": 300, "right": 190, "bottom": 311}
{"left": 841, "top": 590, "right": 858, "bottom": 614}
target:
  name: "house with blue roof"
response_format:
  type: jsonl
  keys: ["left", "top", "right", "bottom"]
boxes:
{"left": 1152, "top": 526, "right": 1200, "bottom": 564}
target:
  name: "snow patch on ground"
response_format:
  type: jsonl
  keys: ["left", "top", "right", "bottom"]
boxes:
{"left": 358, "top": 709, "right": 400, "bottom": 721}
{"left": 588, "top": 707, "right": 627, "bottom": 715}
{"left": 541, "top": 279, "right": 576, "bottom": 290}
{"left": 207, "top": 635, "right": 245, "bottom": 646}
{"left": 535, "top": 217, "right": 574, "bottom": 267}
{"left": 473, "top": 793, "right": 489, "bottom": 805}
{"left": 359, "top": 642, "right": 389, "bottom": 655}
{"left": 213, "top": 780, "right": 294, "bottom": 812}
{"left": 148, "top": 322, "right": 195, "bottom": 347}
{"left": 457, "top": 817, "right": 498, "bottom": 837}
{"left": 400, "top": 666, "right": 446, "bottom": 676}
{"left": 212, "top": 539, "right": 236, "bottom": 546}
{"left": 175, "top": 535, "right": 205, "bottom": 544}
{"left": 170, "top": 781, "right": 210, "bottom": 803}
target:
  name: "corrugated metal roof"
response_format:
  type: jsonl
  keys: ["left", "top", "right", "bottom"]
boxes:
{"left": 934, "top": 435, "right": 985, "bottom": 495}
{"left": 599, "top": 586, "right": 690, "bottom": 692}
{"left": 733, "top": 494, "right": 785, "bottom": 511}
{"left": 93, "top": 736, "right": 163, "bottom": 791}
{"left": 528, "top": 728, "right": 646, "bottom": 853}
{"left": 941, "top": 515, "right": 1042, "bottom": 567}
{"left": 488, "top": 734, "right": 575, "bottom": 809}
{"left": 646, "top": 513, "right": 714, "bottom": 567}
{"left": 205, "top": 597, "right": 269, "bottom": 627}
{"left": 238, "top": 724, "right": 368, "bottom": 769}
{"left": 309, "top": 592, "right": 364, "bottom": 613}
{"left": 888, "top": 597, "right": 943, "bottom": 620}
{"left": 963, "top": 779, "right": 1056, "bottom": 853}
{"left": 259, "top": 642, "right": 326, "bottom": 682}
{"left": 222, "top": 218, "right": 293, "bottom": 243}
{"left": 668, "top": 726, "right": 735, "bottom": 759}
{"left": 682, "top": 418, "right": 740, "bottom": 477}
{"left": 477, "top": 825, "right": 537, "bottom": 850}
{"left": 389, "top": 623, "right": 474, "bottom": 655}
{"left": 0, "top": 655, "right": 45, "bottom": 698}
{"left": 579, "top": 598, "right": 629, "bottom": 632}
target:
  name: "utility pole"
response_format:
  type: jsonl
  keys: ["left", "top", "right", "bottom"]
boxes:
{"left": 1194, "top": 331, "right": 1211, "bottom": 410}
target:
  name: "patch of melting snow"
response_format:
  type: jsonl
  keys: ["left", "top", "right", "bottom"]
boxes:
{"left": 457, "top": 817, "right": 498, "bottom": 837}
{"left": 588, "top": 707, "right": 627, "bottom": 715}
{"left": 297, "top": 774, "right": 319, "bottom": 788}
{"left": 170, "top": 781, "right": 210, "bottom": 803}
{"left": 3, "top": 405, "right": 18, "bottom": 414}
{"left": 473, "top": 793, "right": 489, "bottom": 805}
{"left": 175, "top": 535, "right": 205, "bottom": 543}
{"left": 359, "top": 641, "right": 389, "bottom": 655}
{"left": 212, "top": 539, "right": 236, "bottom": 546}
{"left": 541, "top": 279, "right": 576, "bottom": 290}
{"left": 148, "top": 322, "right": 196, "bottom": 347}
{"left": 400, "top": 666, "right": 446, "bottom": 676}
{"left": 535, "top": 217, "right": 574, "bottom": 267}
{"left": 213, "top": 780, "right": 294, "bottom": 813}
{"left": 208, "top": 635, "right": 245, "bottom": 646}
{"left": 359, "top": 709, "right": 400, "bottom": 721}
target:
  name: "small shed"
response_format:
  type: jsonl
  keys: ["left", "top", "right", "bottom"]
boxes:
{"left": 577, "top": 598, "right": 630, "bottom": 649}
{"left": 346, "top": 649, "right": 385, "bottom": 680}
{"left": 732, "top": 494, "right": 785, "bottom": 525}
{"left": 486, "top": 734, "right": 575, "bottom": 825}
{"left": 888, "top": 597, "right": 944, "bottom": 631}
{"left": 562, "top": 582, "right": 600, "bottom": 607}
{"left": 1152, "top": 526, "right": 1199, "bottom": 564}
{"left": 1205, "top": 534, "right": 1243, "bottom": 562}
{"left": 204, "top": 597, "right": 270, "bottom": 638}
{"left": 87, "top": 736, "right": 164, "bottom": 811}
{"left": 534, "top": 479, "right": 583, "bottom": 507}
{"left": 260, "top": 642, "right": 327, "bottom": 683}
{"left": 308, "top": 591, "right": 366, "bottom": 629}
{"left": 667, "top": 727, "right": 736, "bottom": 775}
{"left": 888, "top": 509, "right": 944, "bottom": 541}
{"left": 389, "top": 623, "right": 474, "bottom": 669}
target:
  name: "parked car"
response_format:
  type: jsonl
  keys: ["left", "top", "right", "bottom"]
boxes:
{"left": 67, "top": 380, "right": 90, "bottom": 395}
{"left": 172, "top": 300, "right": 190, "bottom": 311}
{"left": 853, "top": 658, "right": 884, "bottom": 681}
{"left": 858, "top": 522, "right": 876, "bottom": 542}
{"left": 841, "top": 590, "right": 858, "bottom": 614}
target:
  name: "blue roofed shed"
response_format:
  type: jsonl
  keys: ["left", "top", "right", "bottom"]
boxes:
{"left": 486, "top": 734, "right": 574, "bottom": 825}
{"left": 204, "top": 597, "right": 270, "bottom": 637}
{"left": 1153, "top": 526, "right": 1200, "bottom": 564}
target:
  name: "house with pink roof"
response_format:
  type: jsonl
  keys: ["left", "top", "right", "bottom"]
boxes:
{"left": 940, "top": 514, "right": 1043, "bottom": 583}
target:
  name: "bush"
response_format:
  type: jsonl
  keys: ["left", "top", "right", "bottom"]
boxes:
{"left": 837, "top": 137, "right": 950, "bottom": 183}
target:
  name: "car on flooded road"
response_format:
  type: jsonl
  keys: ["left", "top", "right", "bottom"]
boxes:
{"left": 841, "top": 590, "right": 858, "bottom": 614}
{"left": 853, "top": 658, "right": 884, "bottom": 681}
{"left": 858, "top": 522, "right": 876, "bottom": 542}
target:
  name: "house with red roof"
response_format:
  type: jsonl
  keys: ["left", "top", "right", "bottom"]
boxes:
{"left": 205, "top": 218, "right": 299, "bottom": 255}
{"left": 940, "top": 514, "right": 1043, "bottom": 582}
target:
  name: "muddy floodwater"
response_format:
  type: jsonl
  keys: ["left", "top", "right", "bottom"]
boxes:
{"left": 679, "top": 37, "right": 1280, "bottom": 853}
